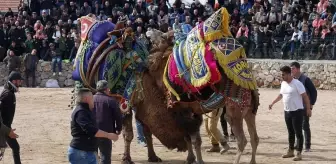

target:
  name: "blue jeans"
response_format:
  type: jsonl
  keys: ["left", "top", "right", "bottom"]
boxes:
{"left": 132, "top": 108, "right": 146, "bottom": 142}
{"left": 68, "top": 147, "right": 97, "bottom": 164}
{"left": 52, "top": 56, "right": 62, "bottom": 73}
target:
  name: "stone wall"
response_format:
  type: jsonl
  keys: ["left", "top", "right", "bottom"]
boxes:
{"left": 0, "top": 59, "right": 336, "bottom": 90}
{"left": 249, "top": 59, "right": 336, "bottom": 90}
{"left": 0, "top": 61, "right": 74, "bottom": 87}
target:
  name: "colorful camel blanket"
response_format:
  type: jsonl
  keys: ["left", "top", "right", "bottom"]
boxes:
{"left": 103, "top": 38, "right": 149, "bottom": 100}
{"left": 163, "top": 7, "right": 257, "bottom": 101}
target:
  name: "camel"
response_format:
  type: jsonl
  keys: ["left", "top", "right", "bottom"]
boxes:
{"left": 141, "top": 28, "right": 260, "bottom": 164}
{"left": 121, "top": 30, "right": 207, "bottom": 164}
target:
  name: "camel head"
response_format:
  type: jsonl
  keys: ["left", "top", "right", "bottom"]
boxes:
{"left": 146, "top": 29, "right": 174, "bottom": 73}
{"left": 146, "top": 28, "right": 174, "bottom": 49}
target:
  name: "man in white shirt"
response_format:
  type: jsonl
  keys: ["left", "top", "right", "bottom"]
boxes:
{"left": 269, "top": 66, "right": 311, "bottom": 161}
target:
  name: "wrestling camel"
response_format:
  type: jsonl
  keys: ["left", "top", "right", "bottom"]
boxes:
{"left": 146, "top": 27, "right": 260, "bottom": 164}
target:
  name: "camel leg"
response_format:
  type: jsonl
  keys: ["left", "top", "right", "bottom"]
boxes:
{"left": 244, "top": 110, "right": 259, "bottom": 164}
{"left": 143, "top": 125, "right": 162, "bottom": 162}
{"left": 190, "top": 131, "right": 204, "bottom": 164}
{"left": 122, "top": 113, "right": 134, "bottom": 164}
{"left": 227, "top": 107, "right": 247, "bottom": 164}
{"left": 184, "top": 136, "right": 196, "bottom": 164}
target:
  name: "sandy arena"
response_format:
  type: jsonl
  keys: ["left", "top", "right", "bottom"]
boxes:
{"left": 1, "top": 88, "right": 336, "bottom": 164}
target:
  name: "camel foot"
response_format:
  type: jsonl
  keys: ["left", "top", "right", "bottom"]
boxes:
{"left": 148, "top": 155, "right": 162, "bottom": 162}
{"left": 185, "top": 155, "right": 196, "bottom": 164}
{"left": 185, "top": 161, "right": 204, "bottom": 164}
{"left": 249, "top": 160, "right": 256, "bottom": 164}
{"left": 121, "top": 161, "right": 134, "bottom": 164}
{"left": 122, "top": 155, "right": 134, "bottom": 164}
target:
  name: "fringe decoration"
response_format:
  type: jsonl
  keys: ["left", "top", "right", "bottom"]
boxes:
{"left": 189, "top": 43, "right": 212, "bottom": 88}
{"left": 213, "top": 46, "right": 257, "bottom": 90}
{"left": 163, "top": 54, "right": 181, "bottom": 101}
{"left": 203, "top": 8, "right": 232, "bottom": 42}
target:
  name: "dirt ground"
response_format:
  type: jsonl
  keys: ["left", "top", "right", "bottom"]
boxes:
{"left": 1, "top": 88, "right": 336, "bottom": 164}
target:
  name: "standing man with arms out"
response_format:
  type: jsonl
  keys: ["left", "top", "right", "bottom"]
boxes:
{"left": 0, "top": 71, "right": 24, "bottom": 164}
{"left": 68, "top": 88, "right": 119, "bottom": 164}
{"left": 93, "top": 80, "right": 122, "bottom": 164}
{"left": 290, "top": 62, "right": 317, "bottom": 152}
{"left": 269, "top": 66, "right": 311, "bottom": 161}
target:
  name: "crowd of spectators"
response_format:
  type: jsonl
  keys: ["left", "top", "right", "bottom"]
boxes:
{"left": 1, "top": 0, "right": 336, "bottom": 83}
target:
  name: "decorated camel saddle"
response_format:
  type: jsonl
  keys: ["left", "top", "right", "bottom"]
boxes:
{"left": 72, "top": 16, "right": 149, "bottom": 113}
{"left": 164, "top": 8, "right": 257, "bottom": 110}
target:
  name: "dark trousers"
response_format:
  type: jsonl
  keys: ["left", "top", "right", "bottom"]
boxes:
{"left": 98, "top": 138, "right": 112, "bottom": 164}
{"left": 25, "top": 70, "right": 36, "bottom": 87}
{"left": 6, "top": 137, "right": 21, "bottom": 164}
{"left": 303, "top": 109, "right": 311, "bottom": 149}
{"left": 285, "top": 110, "right": 304, "bottom": 152}
{"left": 220, "top": 107, "right": 234, "bottom": 136}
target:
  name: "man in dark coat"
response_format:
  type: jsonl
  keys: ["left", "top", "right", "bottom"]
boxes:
{"left": 93, "top": 80, "right": 122, "bottom": 164}
{"left": 290, "top": 62, "right": 317, "bottom": 152}
{"left": 23, "top": 49, "right": 39, "bottom": 87}
{"left": 0, "top": 71, "right": 23, "bottom": 164}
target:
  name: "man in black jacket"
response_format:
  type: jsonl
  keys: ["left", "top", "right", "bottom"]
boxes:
{"left": 290, "top": 62, "right": 318, "bottom": 152}
{"left": 93, "top": 80, "right": 122, "bottom": 164}
{"left": 0, "top": 71, "right": 24, "bottom": 164}
{"left": 68, "top": 88, "right": 119, "bottom": 164}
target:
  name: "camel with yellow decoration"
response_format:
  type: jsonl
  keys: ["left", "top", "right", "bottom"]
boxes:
{"left": 70, "top": 7, "right": 260, "bottom": 164}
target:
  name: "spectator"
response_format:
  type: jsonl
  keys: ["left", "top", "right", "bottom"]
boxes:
{"left": 8, "top": 41, "right": 24, "bottom": 57}
{"left": 24, "top": 33, "right": 35, "bottom": 53}
{"left": 240, "top": 0, "right": 252, "bottom": 15}
{"left": 45, "top": 43, "right": 62, "bottom": 76}
{"left": 81, "top": 2, "right": 92, "bottom": 16}
{"left": 5, "top": 8, "right": 14, "bottom": 17}
{"left": 103, "top": 1, "right": 113, "bottom": 16}
{"left": 158, "top": 10, "right": 169, "bottom": 32}
{"left": 298, "top": 24, "right": 311, "bottom": 59}
{"left": 0, "top": 0, "right": 335, "bottom": 72}
{"left": 3, "top": 49, "right": 21, "bottom": 75}
{"left": 39, "top": 39, "right": 50, "bottom": 60}
{"left": 23, "top": 49, "right": 38, "bottom": 87}
{"left": 69, "top": 42, "right": 79, "bottom": 62}
{"left": 92, "top": 1, "right": 102, "bottom": 16}
{"left": 289, "top": 26, "right": 302, "bottom": 59}
{"left": 317, "top": 0, "right": 329, "bottom": 15}
{"left": 147, "top": 3, "right": 157, "bottom": 17}
{"left": 204, "top": 3, "right": 214, "bottom": 17}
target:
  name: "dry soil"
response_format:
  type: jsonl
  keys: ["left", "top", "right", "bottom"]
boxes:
{"left": 1, "top": 88, "right": 336, "bottom": 164}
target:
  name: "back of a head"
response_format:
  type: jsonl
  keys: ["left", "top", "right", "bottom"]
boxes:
{"left": 76, "top": 88, "right": 92, "bottom": 103}
{"left": 96, "top": 80, "right": 109, "bottom": 93}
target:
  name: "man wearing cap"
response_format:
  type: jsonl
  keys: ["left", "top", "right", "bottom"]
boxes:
{"left": 68, "top": 88, "right": 119, "bottom": 164}
{"left": 0, "top": 71, "right": 23, "bottom": 164}
{"left": 93, "top": 80, "right": 122, "bottom": 164}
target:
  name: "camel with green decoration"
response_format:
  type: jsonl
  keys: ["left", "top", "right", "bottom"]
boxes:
{"left": 71, "top": 7, "right": 260, "bottom": 164}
